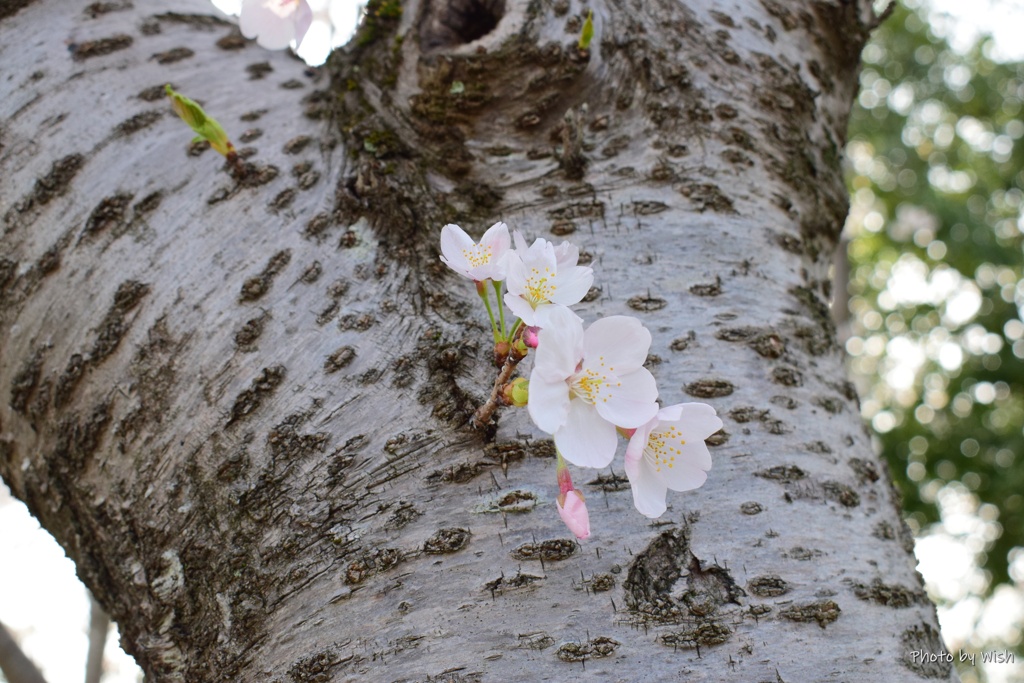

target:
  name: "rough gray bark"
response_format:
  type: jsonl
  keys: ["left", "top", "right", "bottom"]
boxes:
{"left": 0, "top": 0, "right": 955, "bottom": 681}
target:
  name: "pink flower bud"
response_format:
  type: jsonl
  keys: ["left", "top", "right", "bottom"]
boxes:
{"left": 555, "top": 450, "right": 590, "bottom": 538}
{"left": 524, "top": 326, "right": 540, "bottom": 348}
{"left": 556, "top": 490, "right": 590, "bottom": 540}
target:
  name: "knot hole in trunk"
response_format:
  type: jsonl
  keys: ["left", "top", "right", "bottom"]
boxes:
{"left": 421, "top": 0, "right": 506, "bottom": 49}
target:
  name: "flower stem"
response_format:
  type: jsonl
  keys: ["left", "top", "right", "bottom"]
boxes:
{"left": 508, "top": 318, "right": 524, "bottom": 341}
{"left": 493, "top": 280, "right": 507, "bottom": 340}
{"left": 478, "top": 280, "right": 500, "bottom": 341}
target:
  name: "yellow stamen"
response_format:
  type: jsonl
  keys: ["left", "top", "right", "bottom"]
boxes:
{"left": 646, "top": 425, "right": 686, "bottom": 472}
{"left": 524, "top": 265, "right": 557, "bottom": 305}
{"left": 461, "top": 244, "right": 493, "bottom": 268}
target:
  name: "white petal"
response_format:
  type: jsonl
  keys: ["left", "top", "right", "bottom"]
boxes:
{"left": 549, "top": 265, "right": 594, "bottom": 306}
{"left": 503, "top": 250, "right": 527, "bottom": 293}
{"left": 642, "top": 408, "right": 714, "bottom": 487}
{"left": 478, "top": 262, "right": 502, "bottom": 282}
{"left": 555, "top": 400, "right": 618, "bottom": 468}
{"left": 532, "top": 305, "right": 583, "bottom": 376}
{"left": 239, "top": 0, "right": 300, "bottom": 49}
{"left": 293, "top": 0, "right": 313, "bottom": 47}
{"left": 625, "top": 415, "right": 659, "bottom": 464}
{"left": 593, "top": 368, "right": 659, "bottom": 428}
{"left": 244, "top": 20, "right": 294, "bottom": 49}
{"left": 532, "top": 303, "right": 582, "bottom": 330}
{"left": 480, "top": 221, "right": 510, "bottom": 251}
{"left": 553, "top": 240, "right": 580, "bottom": 268}
{"left": 625, "top": 455, "right": 669, "bottom": 518}
{"left": 519, "top": 238, "right": 557, "bottom": 278}
{"left": 482, "top": 250, "right": 511, "bottom": 281}
{"left": 527, "top": 235, "right": 552, "bottom": 255}
{"left": 504, "top": 292, "right": 537, "bottom": 326}
{"left": 689, "top": 448, "right": 713, "bottom": 474}
{"left": 477, "top": 223, "right": 511, "bottom": 280}
{"left": 439, "top": 224, "right": 475, "bottom": 277}
{"left": 582, "top": 315, "right": 652, "bottom": 371}
{"left": 674, "top": 403, "right": 724, "bottom": 443}
{"left": 655, "top": 404, "right": 685, "bottom": 423}
{"left": 527, "top": 375, "right": 570, "bottom": 434}
{"left": 509, "top": 240, "right": 559, "bottom": 306}
{"left": 512, "top": 230, "right": 529, "bottom": 253}
{"left": 660, "top": 463, "right": 709, "bottom": 492}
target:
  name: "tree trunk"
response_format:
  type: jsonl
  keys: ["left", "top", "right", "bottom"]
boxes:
{"left": 0, "top": 0, "right": 956, "bottom": 681}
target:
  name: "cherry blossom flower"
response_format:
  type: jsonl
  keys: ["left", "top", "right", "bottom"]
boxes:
{"left": 528, "top": 306, "right": 659, "bottom": 468}
{"left": 240, "top": 0, "right": 313, "bottom": 51}
{"left": 624, "top": 403, "right": 721, "bottom": 518}
{"left": 555, "top": 451, "right": 590, "bottom": 539}
{"left": 503, "top": 232, "right": 593, "bottom": 327}
{"left": 439, "top": 222, "right": 511, "bottom": 282}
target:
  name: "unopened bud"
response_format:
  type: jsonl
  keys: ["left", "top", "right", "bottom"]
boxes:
{"left": 557, "top": 490, "right": 590, "bottom": 540}
{"left": 166, "top": 84, "right": 236, "bottom": 158}
{"left": 554, "top": 450, "right": 590, "bottom": 538}
{"left": 511, "top": 338, "right": 529, "bottom": 359}
{"left": 501, "top": 377, "right": 529, "bottom": 407}
{"left": 523, "top": 326, "right": 540, "bottom": 348}
{"left": 166, "top": 84, "right": 205, "bottom": 129}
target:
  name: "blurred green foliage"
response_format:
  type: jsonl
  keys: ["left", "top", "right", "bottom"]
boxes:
{"left": 846, "top": 0, "right": 1024, "bottom": 595}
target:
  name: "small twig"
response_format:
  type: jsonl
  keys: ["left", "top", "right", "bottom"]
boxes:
{"left": 472, "top": 347, "right": 524, "bottom": 428}
{"left": 473, "top": 322, "right": 531, "bottom": 428}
